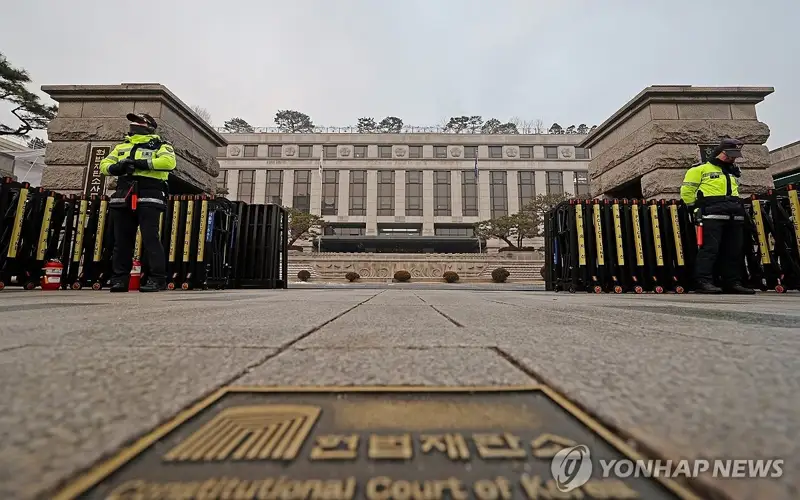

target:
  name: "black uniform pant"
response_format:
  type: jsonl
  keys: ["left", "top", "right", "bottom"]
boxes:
{"left": 695, "top": 207, "right": 745, "bottom": 286}
{"left": 111, "top": 205, "right": 166, "bottom": 282}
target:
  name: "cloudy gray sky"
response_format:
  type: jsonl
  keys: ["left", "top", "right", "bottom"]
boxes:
{"left": 2, "top": 0, "right": 798, "bottom": 148}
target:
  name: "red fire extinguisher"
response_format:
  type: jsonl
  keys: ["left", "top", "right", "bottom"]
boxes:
{"left": 41, "top": 259, "right": 64, "bottom": 291}
{"left": 129, "top": 259, "right": 142, "bottom": 291}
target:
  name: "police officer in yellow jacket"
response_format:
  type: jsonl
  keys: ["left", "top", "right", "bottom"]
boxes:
{"left": 100, "top": 113, "right": 176, "bottom": 292}
{"left": 680, "top": 138, "right": 754, "bottom": 294}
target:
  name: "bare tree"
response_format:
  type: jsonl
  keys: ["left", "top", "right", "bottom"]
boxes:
{"left": 191, "top": 105, "right": 212, "bottom": 125}
{"left": 533, "top": 119, "right": 546, "bottom": 134}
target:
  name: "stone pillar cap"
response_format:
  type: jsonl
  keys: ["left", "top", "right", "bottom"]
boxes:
{"left": 580, "top": 85, "right": 774, "bottom": 149}
{"left": 41, "top": 83, "right": 227, "bottom": 147}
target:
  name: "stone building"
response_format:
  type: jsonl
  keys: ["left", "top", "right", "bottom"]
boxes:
{"left": 216, "top": 131, "right": 590, "bottom": 252}
{"left": 770, "top": 140, "right": 800, "bottom": 188}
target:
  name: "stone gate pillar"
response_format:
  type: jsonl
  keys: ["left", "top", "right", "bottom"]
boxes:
{"left": 40, "top": 84, "right": 226, "bottom": 195}
{"left": 579, "top": 86, "right": 775, "bottom": 199}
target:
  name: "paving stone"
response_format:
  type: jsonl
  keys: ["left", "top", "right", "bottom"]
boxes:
{"left": 0, "top": 345, "right": 273, "bottom": 500}
{"left": 237, "top": 347, "right": 534, "bottom": 386}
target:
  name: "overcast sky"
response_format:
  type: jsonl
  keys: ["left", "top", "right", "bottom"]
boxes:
{"left": 2, "top": 0, "right": 798, "bottom": 148}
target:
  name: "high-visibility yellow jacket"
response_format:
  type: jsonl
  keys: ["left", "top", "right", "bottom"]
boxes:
{"left": 680, "top": 161, "right": 740, "bottom": 205}
{"left": 99, "top": 134, "right": 176, "bottom": 181}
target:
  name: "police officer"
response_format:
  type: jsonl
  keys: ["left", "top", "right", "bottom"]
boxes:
{"left": 680, "top": 138, "right": 755, "bottom": 294}
{"left": 100, "top": 113, "right": 176, "bottom": 292}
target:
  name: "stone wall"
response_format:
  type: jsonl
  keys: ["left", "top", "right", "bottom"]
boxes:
{"left": 287, "top": 252, "right": 544, "bottom": 282}
{"left": 40, "top": 84, "right": 227, "bottom": 195}
{"left": 769, "top": 140, "right": 800, "bottom": 179}
{"left": 580, "top": 86, "right": 775, "bottom": 199}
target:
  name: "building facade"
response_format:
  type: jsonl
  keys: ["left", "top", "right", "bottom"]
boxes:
{"left": 216, "top": 132, "right": 590, "bottom": 252}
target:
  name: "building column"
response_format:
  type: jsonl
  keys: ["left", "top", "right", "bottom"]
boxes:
{"left": 478, "top": 171, "right": 491, "bottom": 220}
{"left": 310, "top": 169, "right": 322, "bottom": 215}
{"left": 451, "top": 170, "right": 462, "bottom": 217}
{"left": 227, "top": 169, "right": 240, "bottom": 201}
{"left": 394, "top": 169, "right": 406, "bottom": 217}
{"left": 562, "top": 171, "right": 575, "bottom": 197}
{"left": 423, "top": 170, "right": 434, "bottom": 235}
{"left": 281, "top": 169, "right": 294, "bottom": 208}
{"left": 534, "top": 171, "right": 547, "bottom": 195}
{"left": 254, "top": 169, "right": 267, "bottom": 205}
{"left": 507, "top": 170, "right": 519, "bottom": 214}
{"left": 366, "top": 169, "right": 378, "bottom": 235}
{"left": 337, "top": 169, "right": 349, "bottom": 217}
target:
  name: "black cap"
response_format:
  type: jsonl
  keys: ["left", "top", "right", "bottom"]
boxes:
{"left": 126, "top": 113, "right": 157, "bottom": 130}
{"left": 715, "top": 138, "right": 743, "bottom": 159}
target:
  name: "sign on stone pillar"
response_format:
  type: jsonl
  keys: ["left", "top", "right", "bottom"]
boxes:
{"left": 698, "top": 144, "right": 718, "bottom": 163}
{"left": 84, "top": 146, "right": 110, "bottom": 197}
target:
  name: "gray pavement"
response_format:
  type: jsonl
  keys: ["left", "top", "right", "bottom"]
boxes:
{"left": 0, "top": 288, "right": 798, "bottom": 499}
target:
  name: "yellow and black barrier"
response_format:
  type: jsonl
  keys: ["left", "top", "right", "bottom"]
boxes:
{"left": 0, "top": 177, "right": 288, "bottom": 291}
{"left": 544, "top": 186, "right": 800, "bottom": 293}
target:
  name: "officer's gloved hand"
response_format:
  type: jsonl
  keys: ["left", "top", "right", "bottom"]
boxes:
{"left": 132, "top": 158, "right": 151, "bottom": 170}
{"left": 108, "top": 159, "right": 135, "bottom": 176}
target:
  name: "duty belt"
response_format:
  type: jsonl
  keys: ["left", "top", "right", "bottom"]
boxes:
{"left": 701, "top": 214, "right": 746, "bottom": 221}
{"left": 701, "top": 195, "right": 742, "bottom": 203}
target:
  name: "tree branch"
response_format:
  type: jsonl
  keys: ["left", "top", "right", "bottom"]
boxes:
{"left": 0, "top": 106, "right": 32, "bottom": 136}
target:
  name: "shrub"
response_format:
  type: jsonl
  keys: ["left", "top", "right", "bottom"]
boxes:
{"left": 491, "top": 267, "right": 510, "bottom": 283}
{"left": 297, "top": 270, "right": 311, "bottom": 281}
{"left": 345, "top": 272, "right": 360, "bottom": 282}
{"left": 394, "top": 270, "right": 411, "bottom": 282}
{"left": 442, "top": 271, "right": 459, "bottom": 283}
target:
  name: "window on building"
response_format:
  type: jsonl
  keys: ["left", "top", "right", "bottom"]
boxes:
{"left": 518, "top": 171, "right": 536, "bottom": 209}
{"left": 265, "top": 170, "right": 282, "bottom": 204}
{"left": 435, "top": 225, "right": 475, "bottom": 237}
{"left": 406, "top": 170, "right": 423, "bottom": 216}
{"left": 546, "top": 171, "right": 564, "bottom": 195}
{"left": 409, "top": 146, "right": 422, "bottom": 159}
{"left": 324, "top": 224, "right": 366, "bottom": 236}
{"left": 243, "top": 145, "right": 257, "bottom": 158}
{"left": 379, "top": 146, "right": 392, "bottom": 159}
{"left": 434, "top": 171, "right": 451, "bottom": 216}
{"left": 299, "top": 145, "right": 313, "bottom": 158}
{"left": 354, "top": 145, "right": 367, "bottom": 158}
{"left": 217, "top": 170, "right": 228, "bottom": 191}
{"left": 293, "top": 170, "right": 311, "bottom": 212}
{"left": 377, "top": 170, "right": 395, "bottom": 216}
{"left": 575, "top": 171, "right": 590, "bottom": 197}
{"left": 237, "top": 170, "right": 255, "bottom": 203}
{"left": 462, "top": 170, "right": 478, "bottom": 217}
{"left": 464, "top": 146, "right": 478, "bottom": 159}
{"left": 545, "top": 146, "right": 558, "bottom": 159}
{"left": 489, "top": 146, "right": 502, "bottom": 159}
{"left": 519, "top": 146, "right": 533, "bottom": 159}
{"left": 324, "top": 145, "right": 337, "bottom": 159}
{"left": 434, "top": 146, "right": 447, "bottom": 158}
{"left": 575, "top": 147, "right": 590, "bottom": 160}
{"left": 321, "top": 170, "right": 338, "bottom": 215}
{"left": 268, "top": 145, "right": 282, "bottom": 158}
{"left": 349, "top": 170, "right": 367, "bottom": 215}
{"left": 490, "top": 171, "right": 508, "bottom": 218}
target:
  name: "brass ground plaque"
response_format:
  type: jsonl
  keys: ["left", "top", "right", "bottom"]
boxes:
{"left": 56, "top": 386, "right": 699, "bottom": 500}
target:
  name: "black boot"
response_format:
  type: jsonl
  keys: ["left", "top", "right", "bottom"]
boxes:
{"left": 139, "top": 277, "right": 166, "bottom": 293}
{"left": 109, "top": 279, "right": 128, "bottom": 293}
{"left": 723, "top": 283, "right": 756, "bottom": 295}
{"left": 695, "top": 280, "right": 723, "bottom": 294}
